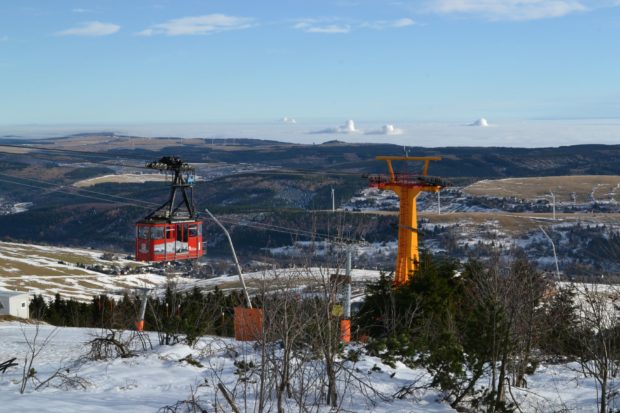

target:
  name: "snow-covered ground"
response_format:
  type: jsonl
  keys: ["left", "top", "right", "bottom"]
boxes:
{"left": 0, "top": 241, "right": 181, "bottom": 301}
{"left": 0, "top": 322, "right": 452, "bottom": 412}
{"left": 0, "top": 321, "right": 610, "bottom": 412}
{"left": 73, "top": 173, "right": 168, "bottom": 188}
{"left": 0, "top": 237, "right": 382, "bottom": 302}
{"left": 0, "top": 198, "right": 32, "bottom": 215}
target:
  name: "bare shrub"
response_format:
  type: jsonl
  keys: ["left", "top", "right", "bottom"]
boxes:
{"left": 158, "top": 386, "right": 209, "bottom": 413}
{"left": 19, "top": 322, "right": 58, "bottom": 394}
{"left": 85, "top": 329, "right": 150, "bottom": 360}
{"left": 34, "top": 367, "right": 92, "bottom": 391}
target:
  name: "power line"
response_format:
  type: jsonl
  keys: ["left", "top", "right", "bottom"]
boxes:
{"left": 0, "top": 147, "right": 151, "bottom": 171}
{"left": 0, "top": 172, "right": 156, "bottom": 206}
{"left": 0, "top": 173, "right": 360, "bottom": 243}
{"left": 0, "top": 143, "right": 156, "bottom": 162}
{"left": 0, "top": 177, "right": 129, "bottom": 205}
{"left": 0, "top": 143, "right": 368, "bottom": 179}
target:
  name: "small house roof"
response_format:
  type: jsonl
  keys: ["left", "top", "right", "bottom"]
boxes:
{"left": 0, "top": 290, "right": 28, "bottom": 297}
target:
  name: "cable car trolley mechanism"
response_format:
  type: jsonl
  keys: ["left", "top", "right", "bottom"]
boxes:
{"left": 135, "top": 156, "right": 203, "bottom": 262}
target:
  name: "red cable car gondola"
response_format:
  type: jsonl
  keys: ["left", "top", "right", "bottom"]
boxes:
{"left": 135, "top": 156, "right": 204, "bottom": 262}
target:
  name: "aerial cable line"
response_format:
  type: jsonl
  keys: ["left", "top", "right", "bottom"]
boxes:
{"left": 0, "top": 173, "right": 360, "bottom": 243}
{"left": 0, "top": 143, "right": 163, "bottom": 162}
{"left": 0, "top": 148, "right": 152, "bottom": 171}
{"left": 214, "top": 216, "right": 357, "bottom": 242}
{"left": 0, "top": 143, "right": 367, "bottom": 178}
{"left": 0, "top": 177, "right": 132, "bottom": 205}
{"left": 0, "top": 172, "right": 157, "bottom": 207}
{"left": 0, "top": 143, "right": 222, "bottom": 171}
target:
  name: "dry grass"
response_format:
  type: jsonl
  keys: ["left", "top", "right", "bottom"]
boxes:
{"left": 419, "top": 211, "right": 620, "bottom": 235}
{"left": 0, "top": 241, "right": 152, "bottom": 300}
{"left": 136, "top": 277, "right": 158, "bottom": 286}
{"left": 3, "top": 245, "right": 101, "bottom": 266}
{"left": 76, "top": 280, "right": 105, "bottom": 290}
{"left": 0, "top": 262, "right": 89, "bottom": 277}
{"left": 464, "top": 176, "right": 620, "bottom": 203}
{"left": 0, "top": 147, "right": 32, "bottom": 154}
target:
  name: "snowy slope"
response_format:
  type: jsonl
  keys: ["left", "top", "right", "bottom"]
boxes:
{"left": 0, "top": 240, "right": 385, "bottom": 302}
{"left": 0, "top": 241, "right": 184, "bottom": 301}
{"left": 0, "top": 322, "right": 610, "bottom": 412}
{"left": 0, "top": 322, "right": 453, "bottom": 413}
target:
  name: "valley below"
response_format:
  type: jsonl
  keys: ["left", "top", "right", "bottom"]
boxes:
{"left": 1, "top": 134, "right": 620, "bottom": 281}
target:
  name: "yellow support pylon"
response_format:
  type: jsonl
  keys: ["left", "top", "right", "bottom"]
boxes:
{"left": 369, "top": 156, "right": 444, "bottom": 286}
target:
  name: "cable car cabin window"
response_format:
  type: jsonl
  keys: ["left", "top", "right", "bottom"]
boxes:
{"left": 197, "top": 223, "right": 202, "bottom": 236}
{"left": 166, "top": 226, "right": 175, "bottom": 239}
{"left": 138, "top": 226, "right": 150, "bottom": 239}
{"left": 176, "top": 223, "right": 188, "bottom": 252}
{"left": 188, "top": 224, "right": 198, "bottom": 237}
{"left": 151, "top": 227, "right": 164, "bottom": 240}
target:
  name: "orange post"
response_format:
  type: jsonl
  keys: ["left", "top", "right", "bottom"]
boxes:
{"left": 369, "top": 156, "right": 444, "bottom": 286}
{"left": 340, "top": 319, "right": 351, "bottom": 343}
{"left": 135, "top": 319, "right": 144, "bottom": 332}
{"left": 234, "top": 306, "right": 263, "bottom": 341}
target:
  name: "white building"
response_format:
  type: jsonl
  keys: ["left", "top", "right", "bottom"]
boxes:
{"left": 0, "top": 290, "right": 29, "bottom": 319}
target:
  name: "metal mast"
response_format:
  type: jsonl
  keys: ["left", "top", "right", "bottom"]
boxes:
{"left": 143, "top": 156, "right": 196, "bottom": 222}
{"left": 369, "top": 156, "right": 446, "bottom": 286}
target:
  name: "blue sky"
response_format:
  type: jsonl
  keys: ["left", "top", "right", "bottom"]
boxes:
{"left": 1, "top": 0, "right": 619, "bottom": 125}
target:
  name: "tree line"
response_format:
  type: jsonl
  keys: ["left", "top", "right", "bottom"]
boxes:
{"left": 28, "top": 251, "right": 620, "bottom": 412}
{"left": 357, "top": 252, "right": 620, "bottom": 413}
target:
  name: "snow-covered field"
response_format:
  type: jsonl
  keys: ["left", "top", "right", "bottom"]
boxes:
{"left": 73, "top": 173, "right": 168, "bottom": 187}
{"left": 0, "top": 239, "right": 382, "bottom": 302}
{"left": 0, "top": 322, "right": 451, "bottom": 412}
{"left": 0, "top": 241, "right": 179, "bottom": 301}
{"left": 0, "top": 322, "right": 609, "bottom": 412}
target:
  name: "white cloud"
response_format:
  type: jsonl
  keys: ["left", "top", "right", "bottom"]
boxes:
{"left": 392, "top": 17, "right": 416, "bottom": 27}
{"left": 295, "top": 17, "right": 413, "bottom": 33}
{"left": 307, "top": 24, "right": 351, "bottom": 33}
{"left": 367, "top": 124, "right": 404, "bottom": 135}
{"left": 56, "top": 21, "right": 120, "bottom": 37}
{"left": 72, "top": 8, "right": 92, "bottom": 13}
{"left": 363, "top": 17, "right": 416, "bottom": 29}
{"left": 426, "top": 0, "right": 587, "bottom": 20}
{"left": 138, "top": 14, "right": 254, "bottom": 36}
{"left": 281, "top": 117, "right": 297, "bottom": 124}
{"left": 312, "top": 120, "right": 362, "bottom": 134}
{"left": 469, "top": 118, "right": 491, "bottom": 127}
{"left": 294, "top": 20, "right": 351, "bottom": 33}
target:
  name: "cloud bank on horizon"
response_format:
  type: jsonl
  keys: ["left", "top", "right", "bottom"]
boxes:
{"left": 367, "top": 124, "right": 405, "bottom": 135}
{"left": 469, "top": 118, "right": 490, "bottom": 127}
{"left": 2, "top": 119, "right": 620, "bottom": 148}
{"left": 312, "top": 120, "right": 362, "bottom": 134}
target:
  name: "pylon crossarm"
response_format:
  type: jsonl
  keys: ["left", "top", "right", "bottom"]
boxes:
{"left": 375, "top": 156, "right": 442, "bottom": 162}
{"left": 368, "top": 176, "right": 444, "bottom": 191}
